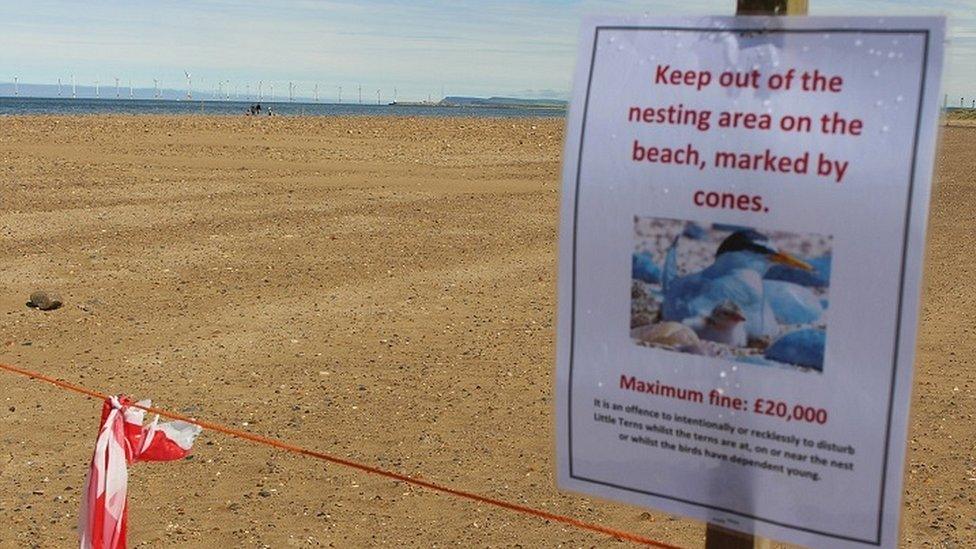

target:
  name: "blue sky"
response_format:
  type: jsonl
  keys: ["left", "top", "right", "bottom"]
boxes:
{"left": 1, "top": 0, "right": 973, "bottom": 101}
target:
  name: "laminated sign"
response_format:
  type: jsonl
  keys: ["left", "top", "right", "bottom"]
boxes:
{"left": 555, "top": 15, "right": 944, "bottom": 548}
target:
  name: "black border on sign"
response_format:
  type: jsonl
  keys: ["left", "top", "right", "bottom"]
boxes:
{"left": 566, "top": 25, "right": 930, "bottom": 546}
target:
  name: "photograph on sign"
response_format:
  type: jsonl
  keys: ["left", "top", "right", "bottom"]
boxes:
{"left": 631, "top": 217, "right": 831, "bottom": 372}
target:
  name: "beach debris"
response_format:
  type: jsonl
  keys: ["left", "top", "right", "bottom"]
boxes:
{"left": 27, "top": 291, "right": 62, "bottom": 311}
{"left": 76, "top": 298, "right": 104, "bottom": 314}
{"left": 80, "top": 395, "right": 202, "bottom": 549}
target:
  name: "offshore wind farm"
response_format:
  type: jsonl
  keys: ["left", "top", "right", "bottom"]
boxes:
{"left": 0, "top": 79, "right": 568, "bottom": 117}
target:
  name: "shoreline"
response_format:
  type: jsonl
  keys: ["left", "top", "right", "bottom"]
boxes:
{"left": 0, "top": 97, "right": 566, "bottom": 119}
{"left": 0, "top": 113, "right": 564, "bottom": 121}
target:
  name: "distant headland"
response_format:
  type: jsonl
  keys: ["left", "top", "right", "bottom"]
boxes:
{"left": 391, "top": 96, "right": 567, "bottom": 110}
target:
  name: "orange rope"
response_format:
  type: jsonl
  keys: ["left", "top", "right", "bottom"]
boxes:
{"left": 0, "top": 361, "right": 680, "bottom": 548}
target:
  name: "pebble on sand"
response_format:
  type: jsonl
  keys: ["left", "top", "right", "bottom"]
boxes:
{"left": 27, "top": 291, "right": 63, "bottom": 311}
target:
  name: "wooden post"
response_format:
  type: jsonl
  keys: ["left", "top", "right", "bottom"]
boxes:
{"left": 736, "top": 0, "right": 807, "bottom": 15}
{"left": 705, "top": 524, "right": 766, "bottom": 549}
{"left": 708, "top": 0, "right": 809, "bottom": 543}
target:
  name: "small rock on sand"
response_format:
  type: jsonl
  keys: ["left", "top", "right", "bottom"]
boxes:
{"left": 27, "top": 291, "right": 63, "bottom": 311}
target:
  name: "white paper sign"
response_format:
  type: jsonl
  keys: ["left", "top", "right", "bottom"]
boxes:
{"left": 555, "top": 16, "right": 944, "bottom": 548}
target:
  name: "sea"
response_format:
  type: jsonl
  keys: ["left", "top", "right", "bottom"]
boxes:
{"left": 0, "top": 97, "right": 564, "bottom": 118}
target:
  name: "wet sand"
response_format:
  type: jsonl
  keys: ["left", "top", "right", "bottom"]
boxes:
{"left": 0, "top": 116, "right": 973, "bottom": 547}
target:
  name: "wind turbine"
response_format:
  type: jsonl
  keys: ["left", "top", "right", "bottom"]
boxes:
{"left": 288, "top": 81, "right": 293, "bottom": 102}
{"left": 95, "top": 78, "right": 100, "bottom": 98}
{"left": 184, "top": 71, "right": 192, "bottom": 100}
{"left": 58, "top": 77, "right": 62, "bottom": 96}
{"left": 376, "top": 88, "right": 380, "bottom": 105}
{"left": 153, "top": 78, "right": 159, "bottom": 99}
{"left": 313, "top": 83, "right": 319, "bottom": 102}
{"left": 338, "top": 86, "right": 342, "bottom": 103}
{"left": 358, "top": 84, "right": 362, "bottom": 104}
{"left": 128, "top": 79, "right": 133, "bottom": 99}
{"left": 258, "top": 80, "right": 263, "bottom": 101}
{"left": 114, "top": 77, "right": 120, "bottom": 99}
{"left": 13, "top": 75, "right": 17, "bottom": 96}
{"left": 71, "top": 75, "right": 76, "bottom": 98}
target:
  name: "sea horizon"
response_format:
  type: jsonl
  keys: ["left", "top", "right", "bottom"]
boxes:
{"left": 0, "top": 96, "right": 566, "bottom": 118}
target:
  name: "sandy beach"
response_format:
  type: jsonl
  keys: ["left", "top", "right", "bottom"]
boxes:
{"left": 0, "top": 116, "right": 973, "bottom": 547}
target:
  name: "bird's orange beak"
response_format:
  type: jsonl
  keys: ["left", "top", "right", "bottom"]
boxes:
{"left": 770, "top": 251, "right": 813, "bottom": 271}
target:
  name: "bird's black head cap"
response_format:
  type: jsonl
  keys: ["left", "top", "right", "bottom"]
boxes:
{"left": 716, "top": 229, "right": 773, "bottom": 257}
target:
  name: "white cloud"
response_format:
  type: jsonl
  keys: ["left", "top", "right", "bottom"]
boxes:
{"left": 0, "top": 0, "right": 972, "bottom": 100}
